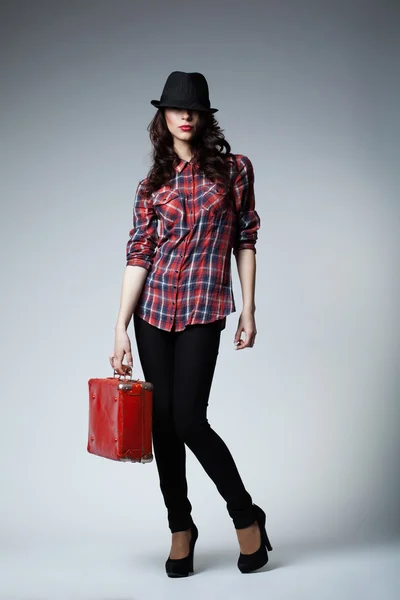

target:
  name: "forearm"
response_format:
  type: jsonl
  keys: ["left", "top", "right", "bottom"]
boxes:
{"left": 115, "top": 265, "right": 149, "bottom": 331}
{"left": 235, "top": 249, "right": 256, "bottom": 312}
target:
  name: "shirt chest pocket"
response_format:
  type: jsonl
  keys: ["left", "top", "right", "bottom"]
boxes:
{"left": 152, "top": 187, "right": 185, "bottom": 228}
{"left": 201, "top": 183, "right": 229, "bottom": 216}
{"left": 201, "top": 184, "right": 232, "bottom": 235}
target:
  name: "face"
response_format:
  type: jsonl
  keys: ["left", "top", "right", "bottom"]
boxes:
{"left": 164, "top": 107, "right": 200, "bottom": 141}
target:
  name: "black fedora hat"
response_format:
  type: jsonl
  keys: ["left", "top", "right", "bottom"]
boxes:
{"left": 150, "top": 71, "right": 218, "bottom": 113}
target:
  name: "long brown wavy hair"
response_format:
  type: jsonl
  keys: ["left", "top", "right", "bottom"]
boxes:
{"left": 143, "top": 108, "right": 235, "bottom": 198}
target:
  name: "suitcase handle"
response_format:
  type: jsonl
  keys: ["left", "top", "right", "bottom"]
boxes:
{"left": 113, "top": 365, "right": 133, "bottom": 380}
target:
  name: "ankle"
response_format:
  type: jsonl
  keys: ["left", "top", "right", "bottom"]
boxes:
{"left": 171, "top": 528, "right": 192, "bottom": 542}
{"left": 236, "top": 520, "right": 258, "bottom": 533}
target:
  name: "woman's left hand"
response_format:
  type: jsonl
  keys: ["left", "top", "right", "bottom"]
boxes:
{"left": 234, "top": 309, "right": 257, "bottom": 350}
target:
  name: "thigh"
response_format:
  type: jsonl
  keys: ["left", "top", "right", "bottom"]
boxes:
{"left": 133, "top": 314, "right": 175, "bottom": 428}
{"left": 173, "top": 320, "right": 222, "bottom": 426}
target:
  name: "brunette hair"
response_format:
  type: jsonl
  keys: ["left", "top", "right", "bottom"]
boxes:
{"left": 143, "top": 108, "right": 235, "bottom": 198}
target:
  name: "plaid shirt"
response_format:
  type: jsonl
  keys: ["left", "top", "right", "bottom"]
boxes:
{"left": 126, "top": 153, "right": 261, "bottom": 332}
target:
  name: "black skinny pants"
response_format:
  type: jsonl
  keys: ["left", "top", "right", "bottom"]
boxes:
{"left": 133, "top": 313, "right": 256, "bottom": 533}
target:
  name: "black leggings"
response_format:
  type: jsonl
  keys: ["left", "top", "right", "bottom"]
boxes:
{"left": 133, "top": 313, "right": 255, "bottom": 533}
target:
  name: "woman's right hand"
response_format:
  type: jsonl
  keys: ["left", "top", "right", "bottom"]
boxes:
{"left": 109, "top": 328, "right": 133, "bottom": 375}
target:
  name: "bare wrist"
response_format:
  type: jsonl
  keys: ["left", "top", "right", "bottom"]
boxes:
{"left": 242, "top": 304, "right": 255, "bottom": 313}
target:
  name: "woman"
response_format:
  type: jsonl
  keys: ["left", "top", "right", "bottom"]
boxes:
{"left": 109, "top": 71, "right": 272, "bottom": 577}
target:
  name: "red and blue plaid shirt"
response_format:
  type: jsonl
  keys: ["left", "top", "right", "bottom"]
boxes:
{"left": 126, "top": 153, "right": 261, "bottom": 332}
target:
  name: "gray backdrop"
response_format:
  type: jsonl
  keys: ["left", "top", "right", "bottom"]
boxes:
{"left": 1, "top": 1, "right": 399, "bottom": 598}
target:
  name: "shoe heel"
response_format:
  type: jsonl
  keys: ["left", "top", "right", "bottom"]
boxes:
{"left": 264, "top": 530, "right": 273, "bottom": 551}
{"left": 254, "top": 504, "right": 273, "bottom": 551}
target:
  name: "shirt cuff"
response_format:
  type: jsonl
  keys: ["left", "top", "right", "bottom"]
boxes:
{"left": 126, "top": 257, "right": 153, "bottom": 270}
{"left": 233, "top": 243, "right": 257, "bottom": 256}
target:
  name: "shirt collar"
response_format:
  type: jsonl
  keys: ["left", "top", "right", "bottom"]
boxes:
{"left": 174, "top": 157, "right": 197, "bottom": 173}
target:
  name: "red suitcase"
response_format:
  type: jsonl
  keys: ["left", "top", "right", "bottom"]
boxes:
{"left": 87, "top": 367, "right": 153, "bottom": 463}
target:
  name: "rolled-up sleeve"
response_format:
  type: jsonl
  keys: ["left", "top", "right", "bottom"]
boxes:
{"left": 232, "top": 155, "right": 261, "bottom": 257}
{"left": 126, "top": 179, "right": 159, "bottom": 271}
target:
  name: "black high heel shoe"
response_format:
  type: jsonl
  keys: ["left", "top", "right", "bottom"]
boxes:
{"left": 237, "top": 504, "right": 273, "bottom": 574}
{"left": 165, "top": 522, "right": 198, "bottom": 578}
